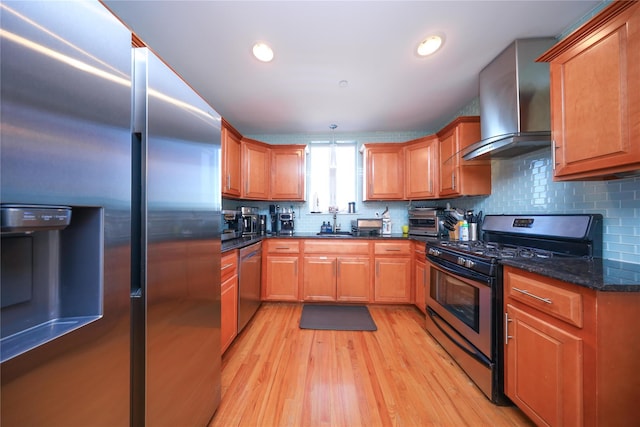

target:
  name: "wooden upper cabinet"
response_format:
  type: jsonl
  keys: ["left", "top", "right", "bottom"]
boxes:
{"left": 270, "top": 145, "right": 306, "bottom": 201}
{"left": 437, "top": 116, "right": 491, "bottom": 198}
{"left": 405, "top": 135, "right": 439, "bottom": 199}
{"left": 538, "top": 1, "right": 640, "bottom": 180}
{"left": 221, "top": 120, "right": 242, "bottom": 198}
{"left": 362, "top": 143, "right": 404, "bottom": 201}
{"left": 242, "top": 138, "right": 270, "bottom": 200}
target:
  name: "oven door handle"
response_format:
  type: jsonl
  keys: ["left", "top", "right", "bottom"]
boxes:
{"left": 427, "top": 255, "right": 492, "bottom": 285}
{"left": 426, "top": 306, "right": 492, "bottom": 367}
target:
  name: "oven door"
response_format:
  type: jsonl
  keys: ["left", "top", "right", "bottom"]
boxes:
{"left": 426, "top": 259, "right": 492, "bottom": 358}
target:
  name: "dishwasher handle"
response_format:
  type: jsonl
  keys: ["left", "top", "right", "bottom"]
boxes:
{"left": 241, "top": 250, "right": 260, "bottom": 262}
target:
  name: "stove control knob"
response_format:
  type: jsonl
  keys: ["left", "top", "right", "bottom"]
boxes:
{"left": 428, "top": 248, "right": 441, "bottom": 256}
{"left": 457, "top": 257, "right": 466, "bottom": 265}
{"left": 464, "top": 259, "right": 475, "bottom": 268}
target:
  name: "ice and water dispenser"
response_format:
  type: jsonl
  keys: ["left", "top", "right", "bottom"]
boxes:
{"left": 1, "top": 204, "right": 103, "bottom": 362}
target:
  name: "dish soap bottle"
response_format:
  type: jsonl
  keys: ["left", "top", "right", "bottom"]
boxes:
{"left": 459, "top": 220, "right": 469, "bottom": 241}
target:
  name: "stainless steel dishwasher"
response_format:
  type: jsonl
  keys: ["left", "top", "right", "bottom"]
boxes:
{"left": 238, "top": 242, "right": 262, "bottom": 333}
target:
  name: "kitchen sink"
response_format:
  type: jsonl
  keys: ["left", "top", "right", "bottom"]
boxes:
{"left": 316, "top": 231, "right": 353, "bottom": 237}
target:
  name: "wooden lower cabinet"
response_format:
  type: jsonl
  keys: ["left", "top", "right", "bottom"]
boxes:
{"left": 374, "top": 257, "right": 412, "bottom": 303}
{"left": 506, "top": 303, "right": 583, "bottom": 426}
{"left": 303, "top": 256, "right": 371, "bottom": 302}
{"left": 303, "top": 256, "right": 337, "bottom": 301}
{"left": 302, "top": 240, "right": 371, "bottom": 302}
{"left": 336, "top": 257, "right": 370, "bottom": 302}
{"left": 373, "top": 241, "right": 412, "bottom": 303}
{"left": 221, "top": 250, "right": 238, "bottom": 353}
{"left": 413, "top": 240, "right": 428, "bottom": 314}
{"left": 503, "top": 266, "right": 640, "bottom": 426}
{"left": 263, "top": 239, "right": 300, "bottom": 301}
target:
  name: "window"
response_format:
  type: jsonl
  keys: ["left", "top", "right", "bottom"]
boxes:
{"left": 308, "top": 141, "right": 357, "bottom": 213}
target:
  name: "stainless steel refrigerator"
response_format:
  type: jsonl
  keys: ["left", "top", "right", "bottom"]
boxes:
{"left": 130, "top": 46, "right": 222, "bottom": 426}
{"left": 0, "top": 2, "right": 221, "bottom": 425}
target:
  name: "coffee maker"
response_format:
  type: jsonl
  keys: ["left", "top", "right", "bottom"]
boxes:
{"left": 221, "top": 209, "right": 242, "bottom": 241}
{"left": 240, "top": 206, "right": 259, "bottom": 236}
{"left": 278, "top": 208, "right": 295, "bottom": 235}
{"left": 269, "top": 204, "right": 279, "bottom": 234}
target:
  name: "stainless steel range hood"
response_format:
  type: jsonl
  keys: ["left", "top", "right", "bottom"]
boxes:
{"left": 462, "top": 38, "right": 556, "bottom": 161}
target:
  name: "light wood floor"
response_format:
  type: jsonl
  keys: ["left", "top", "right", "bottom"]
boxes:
{"left": 209, "top": 303, "right": 534, "bottom": 427}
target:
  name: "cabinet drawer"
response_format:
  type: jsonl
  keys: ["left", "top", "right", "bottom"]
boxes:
{"left": 221, "top": 250, "right": 238, "bottom": 282}
{"left": 374, "top": 241, "right": 412, "bottom": 255}
{"left": 265, "top": 239, "right": 300, "bottom": 253}
{"left": 505, "top": 269, "right": 583, "bottom": 328}
{"left": 304, "top": 240, "right": 369, "bottom": 254}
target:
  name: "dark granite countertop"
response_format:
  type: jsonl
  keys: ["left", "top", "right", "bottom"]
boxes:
{"left": 221, "top": 232, "right": 436, "bottom": 252}
{"left": 500, "top": 257, "right": 640, "bottom": 292}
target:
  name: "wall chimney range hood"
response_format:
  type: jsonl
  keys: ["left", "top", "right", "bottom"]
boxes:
{"left": 462, "top": 38, "right": 556, "bottom": 161}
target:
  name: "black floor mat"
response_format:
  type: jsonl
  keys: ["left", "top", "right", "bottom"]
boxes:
{"left": 299, "top": 304, "right": 377, "bottom": 331}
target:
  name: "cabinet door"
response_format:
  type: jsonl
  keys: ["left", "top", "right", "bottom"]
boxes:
{"left": 374, "top": 257, "right": 412, "bottom": 303}
{"left": 405, "top": 136, "right": 438, "bottom": 199}
{"left": 438, "top": 117, "right": 489, "bottom": 197}
{"left": 438, "top": 130, "right": 458, "bottom": 196}
{"left": 363, "top": 144, "right": 404, "bottom": 200}
{"left": 271, "top": 146, "right": 306, "bottom": 201}
{"left": 263, "top": 255, "right": 299, "bottom": 301}
{"left": 242, "top": 139, "right": 270, "bottom": 199}
{"left": 221, "top": 273, "right": 238, "bottom": 353}
{"left": 414, "top": 259, "right": 426, "bottom": 314}
{"left": 505, "top": 304, "right": 583, "bottom": 426}
{"left": 544, "top": 2, "right": 640, "bottom": 180}
{"left": 336, "top": 257, "right": 370, "bottom": 302}
{"left": 221, "top": 124, "right": 242, "bottom": 197}
{"left": 303, "top": 256, "right": 337, "bottom": 301}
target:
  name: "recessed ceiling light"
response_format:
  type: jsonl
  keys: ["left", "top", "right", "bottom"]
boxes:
{"left": 252, "top": 42, "right": 274, "bottom": 62}
{"left": 338, "top": 80, "right": 349, "bottom": 88}
{"left": 417, "top": 35, "right": 443, "bottom": 57}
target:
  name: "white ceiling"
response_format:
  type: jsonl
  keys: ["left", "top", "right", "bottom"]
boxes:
{"left": 103, "top": 1, "right": 601, "bottom": 136}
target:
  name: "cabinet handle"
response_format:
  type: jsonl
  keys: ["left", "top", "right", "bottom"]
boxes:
{"left": 505, "top": 312, "right": 513, "bottom": 344}
{"left": 221, "top": 263, "right": 234, "bottom": 270}
{"left": 385, "top": 248, "right": 401, "bottom": 252}
{"left": 552, "top": 140, "right": 558, "bottom": 170}
{"left": 512, "top": 287, "right": 552, "bottom": 304}
{"left": 275, "top": 247, "right": 290, "bottom": 250}
{"left": 451, "top": 172, "right": 455, "bottom": 190}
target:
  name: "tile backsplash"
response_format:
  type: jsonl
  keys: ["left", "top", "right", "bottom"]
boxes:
{"left": 453, "top": 149, "right": 640, "bottom": 264}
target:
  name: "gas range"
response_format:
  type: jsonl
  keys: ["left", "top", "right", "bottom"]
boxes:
{"left": 438, "top": 240, "right": 554, "bottom": 259}
{"left": 424, "top": 214, "right": 603, "bottom": 404}
{"left": 426, "top": 214, "right": 603, "bottom": 278}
